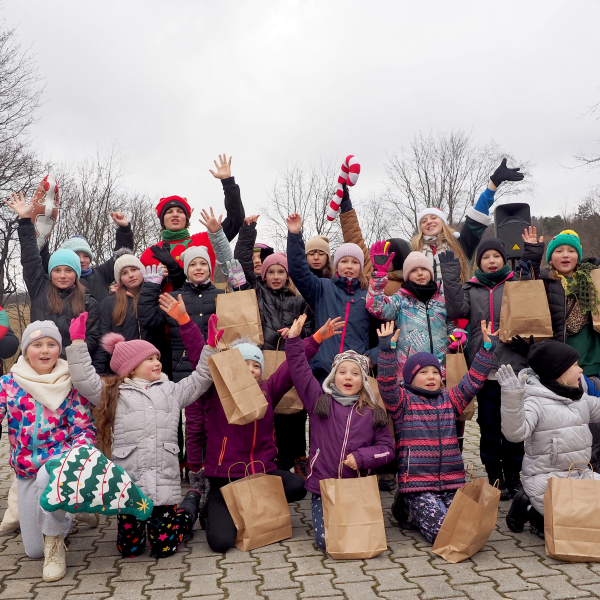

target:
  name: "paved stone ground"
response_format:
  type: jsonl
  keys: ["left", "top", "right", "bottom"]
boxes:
{"left": 0, "top": 420, "right": 599, "bottom": 599}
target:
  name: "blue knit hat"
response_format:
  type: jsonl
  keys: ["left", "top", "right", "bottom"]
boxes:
{"left": 48, "top": 249, "right": 82, "bottom": 279}
{"left": 402, "top": 352, "right": 441, "bottom": 385}
{"left": 60, "top": 236, "right": 93, "bottom": 260}
{"left": 233, "top": 342, "right": 264, "bottom": 373}
{"left": 546, "top": 230, "right": 582, "bottom": 264}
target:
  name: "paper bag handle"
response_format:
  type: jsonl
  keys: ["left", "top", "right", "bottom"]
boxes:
{"left": 567, "top": 461, "right": 594, "bottom": 479}
{"left": 465, "top": 463, "right": 475, "bottom": 482}
{"left": 492, "top": 479, "right": 500, "bottom": 489}
{"left": 244, "top": 460, "right": 267, "bottom": 476}
{"left": 227, "top": 461, "right": 247, "bottom": 482}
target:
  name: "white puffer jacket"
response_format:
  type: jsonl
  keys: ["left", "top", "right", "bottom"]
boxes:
{"left": 501, "top": 369, "right": 600, "bottom": 514}
{"left": 67, "top": 342, "right": 216, "bottom": 506}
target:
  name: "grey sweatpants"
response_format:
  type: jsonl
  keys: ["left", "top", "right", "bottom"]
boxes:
{"left": 17, "top": 466, "right": 72, "bottom": 559}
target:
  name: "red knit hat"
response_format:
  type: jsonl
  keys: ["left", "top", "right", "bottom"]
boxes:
{"left": 101, "top": 333, "right": 161, "bottom": 377}
{"left": 155, "top": 196, "right": 192, "bottom": 227}
{"left": 261, "top": 252, "right": 288, "bottom": 280}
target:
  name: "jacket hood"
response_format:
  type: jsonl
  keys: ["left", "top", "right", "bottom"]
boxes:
{"left": 521, "top": 368, "right": 576, "bottom": 405}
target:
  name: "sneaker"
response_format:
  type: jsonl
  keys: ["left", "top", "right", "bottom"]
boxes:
{"left": 75, "top": 513, "right": 99, "bottom": 528}
{"left": 43, "top": 535, "right": 67, "bottom": 582}
{"left": 294, "top": 457, "right": 309, "bottom": 480}
{"left": 378, "top": 473, "right": 397, "bottom": 492}
{"left": 506, "top": 489, "right": 530, "bottom": 533}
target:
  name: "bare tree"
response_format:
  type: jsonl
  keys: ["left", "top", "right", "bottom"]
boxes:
{"left": 574, "top": 98, "right": 600, "bottom": 169}
{"left": 354, "top": 193, "right": 393, "bottom": 249}
{"left": 384, "top": 130, "right": 533, "bottom": 238}
{"left": 258, "top": 160, "right": 343, "bottom": 250}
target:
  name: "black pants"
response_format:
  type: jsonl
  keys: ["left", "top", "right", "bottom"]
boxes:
{"left": 205, "top": 469, "right": 307, "bottom": 553}
{"left": 274, "top": 410, "right": 308, "bottom": 470}
{"left": 477, "top": 379, "right": 524, "bottom": 477}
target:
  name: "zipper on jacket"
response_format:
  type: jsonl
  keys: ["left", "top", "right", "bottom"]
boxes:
{"left": 31, "top": 402, "right": 43, "bottom": 470}
{"left": 217, "top": 437, "right": 228, "bottom": 466}
{"left": 338, "top": 406, "right": 356, "bottom": 478}
{"left": 175, "top": 349, "right": 187, "bottom": 371}
{"left": 249, "top": 421, "right": 258, "bottom": 474}
{"left": 425, "top": 301, "right": 434, "bottom": 353}
{"left": 403, "top": 447, "right": 411, "bottom": 484}
{"left": 307, "top": 448, "right": 320, "bottom": 481}
{"left": 339, "top": 302, "right": 351, "bottom": 353}
{"left": 436, "top": 408, "right": 442, "bottom": 491}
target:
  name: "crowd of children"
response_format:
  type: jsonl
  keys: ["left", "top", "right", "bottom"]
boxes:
{"left": 2, "top": 155, "right": 600, "bottom": 581}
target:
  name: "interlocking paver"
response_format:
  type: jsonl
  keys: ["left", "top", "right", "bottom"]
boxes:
{"left": 290, "top": 555, "right": 332, "bottom": 576}
{"left": 184, "top": 556, "right": 223, "bottom": 576}
{"left": 219, "top": 582, "right": 263, "bottom": 599}
{"left": 181, "top": 574, "right": 222, "bottom": 597}
{"left": 479, "top": 568, "right": 541, "bottom": 593}
{"left": 371, "top": 567, "right": 419, "bottom": 592}
{"left": 527, "top": 574, "right": 592, "bottom": 599}
{"left": 409, "top": 574, "right": 464, "bottom": 599}
{"left": 257, "top": 566, "right": 300, "bottom": 590}
{"left": 220, "top": 561, "right": 259, "bottom": 583}
{"left": 548, "top": 561, "right": 600, "bottom": 585}
{"left": 397, "top": 555, "right": 442, "bottom": 577}
{"left": 327, "top": 560, "right": 374, "bottom": 583}
{"left": 253, "top": 550, "right": 289, "bottom": 571}
{"left": 469, "top": 550, "right": 513, "bottom": 571}
{"left": 335, "top": 581, "right": 380, "bottom": 600}
{"left": 31, "top": 585, "right": 75, "bottom": 600}
{"left": 503, "top": 555, "right": 558, "bottom": 578}
{"left": 458, "top": 581, "right": 510, "bottom": 599}
{"left": 432, "top": 561, "right": 492, "bottom": 585}
{"left": 0, "top": 577, "right": 37, "bottom": 599}
{"left": 296, "top": 573, "right": 344, "bottom": 597}
{"left": 144, "top": 567, "right": 186, "bottom": 589}
{"left": 103, "top": 580, "right": 146, "bottom": 600}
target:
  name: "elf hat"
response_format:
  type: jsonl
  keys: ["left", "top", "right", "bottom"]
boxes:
{"left": 101, "top": 333, "right": 160, "bottom": 377}
{"left": 546, "top": 230, "right": 582, "bottom": 264}
{"left": 155, "top": 196, "right": 192, "bottom": 228}
{"left": 261, "top": 252, "right": 288, "bottom": 280}
{"left": 48, "top": 249, "right": 82, "bottom": 279}
{"left": 61, "top": 236, "right": 93, "bottom": 261}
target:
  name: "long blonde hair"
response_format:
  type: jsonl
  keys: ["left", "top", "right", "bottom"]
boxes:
{"left": 412, "top": 222, "right": 471, "bottom": 283}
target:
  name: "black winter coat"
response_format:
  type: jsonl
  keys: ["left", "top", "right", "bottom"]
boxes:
{"left": 137, "top": 279, "right": 224, "bottom": 381}
{"left": 235, "top": 221, "right": 314, "bottom": 350}
{"left": 18, "top": 218, "right": 100, "bottom": 357}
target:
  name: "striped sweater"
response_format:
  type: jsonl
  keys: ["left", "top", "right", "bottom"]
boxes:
{"left": 377, "top": 346, "right": 494, "bottom": 493}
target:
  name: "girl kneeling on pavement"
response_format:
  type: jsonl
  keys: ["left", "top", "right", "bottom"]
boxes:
{"left": 66, "top": 306, "right": 216, "bottom": 558}
{"left": 284, "top": 315, "right": 395, "bottom": 551}
{"left": 377, "top": 320, "right": 497, "bottom": 544}
{"left": 0, "top": 321, "right": 96, "bottom": 582}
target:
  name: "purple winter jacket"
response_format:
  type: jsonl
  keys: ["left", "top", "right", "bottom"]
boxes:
{"left": 181, "top": 320, "right": 320, "bottom": 479}
{"left": 285, "top": 335, "right": 395, "bottom": 495}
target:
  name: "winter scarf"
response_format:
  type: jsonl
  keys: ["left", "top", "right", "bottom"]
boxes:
{"left": 124, "top": 373, "right": 169, "bottom": 389}
{"left": 329, "top": 384, "right": 360, "bottom": 407}
{"left": 422, "top": 235, "right": 448, "bottom": 283}
{"left": 161, "top": 228, "right": 191, "bottom": 243}
{"left": 404, "top": 382, "right": 440, "bottom": 398}
{"left": 11, "top": 356, "right": 72, "bottom": 412}
{"left": 555, "top": 262, "right": 599, "bottom": 315}
{"left": 540, "top": 379, "right": 584, "bottom": 401}
{"left": 80, "top": 268, "right": 93, "bottom": 279}
{"left": 474, "top": 265, "right": 511, "bottom": 288}
{"left": 401, "top": 280, "right": 438, "bottom": 304}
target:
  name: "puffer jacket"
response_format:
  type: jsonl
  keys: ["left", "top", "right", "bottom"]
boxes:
{"left": 18, "top": 218, "right": 100, "bottom": 356}
{"left": 366, "top": 276, "right": 455, "bottom": 379}
{"left": 501, "top": 370, "right": 600, "bottom": 514}
{"left": 287, "top": 232, "right": 381, "bottom": 382}
{"left": 285, "top": 335, "right": 395, "bottom": 495}
{"left": 0, "top": 371, "right": 96, "bottom": 478}
{"left": 66, "top": 328, "right": 216, "bottom": 506}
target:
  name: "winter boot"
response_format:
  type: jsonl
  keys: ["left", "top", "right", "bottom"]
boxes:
{"left": 488, "top": 470, "right": 510, "bottom": 501}
{"left": 178, "top": 490, "right": 201, "bottom": 542}
{"left": 75, "top": 513, "right": 100, "bottom": 528}
{"left": 43, "top": 535, "right": 67, "bottom": 582}
{"left": 528, "top": 506, "right": 545, "bottom": 539}
{"left": 189, "top": 468, "right": 210, "bottom": 517}
{"left": 391, "top": 490, "right": 409, "bottom": 526}
{"left": 378, "top": 473, "right": 397, "bottom": 492}
{"left": 506, "top": 472, "right": 523, "bottom": 499}
{"left": 506, "top": 489, "right": 530, "bottom": 533}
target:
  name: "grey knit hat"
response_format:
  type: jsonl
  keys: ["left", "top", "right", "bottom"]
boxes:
{"left": 181, "top": 246, "right": 212, "bottom": 278}
{"left": 21, "top": 321, "right": 62, "bottom": 354}
{"left": 114, "top": 253, "right": 145, "bottom": 285}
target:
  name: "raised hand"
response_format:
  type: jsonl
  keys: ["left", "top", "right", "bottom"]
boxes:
{"left": 207, "top": 313, "right": 224, "bottom": 347}
{"left": 438, "top": 249, "right": 458, "bottom": 264}
{"left": 69, "top": 312, "right": 89, "bottom": 341}
{"left": 244, "top": 215, "right": 259, "bottom": 226}
{"left": 159, "top": 293, "right": 190, "bottom": 325}
{"left": 4, "top": 192, "right": 32, "bottom": 218}
{"left": 314, "top": 317, "right": 346, "bottom": 343}
{"left": 150, "top": 244, "right": 179, "bottom": 271}
{"left": 209, "top": 154, "right": 232, "bottom": 179}
{"left": 287, "top": 314, "right": 307, "bottom": 339}
{"left": 286, "top": 213, "right": 302, "bottom": 234}
{"left": 490, "top": 158, "right": 525, "bottom": 187}
{"left": 143, "top": 264, "right": 165, "bottom": 285}
{"left": 377, "top": 321, "right": 400, "bottom": 352}
{"left": 226, "top": 259, "right": 246, "bottom": 290}
{"left": 481, "top": 320, "right": 498, "bottom": 351}
{"left": 199, "top": 207, "right": 223, "bottom": 233}
{"left": 110, "top": 211, "right": 129, "bottom": 227}
{"left": 369, "top": 241, "right": 395, "bottom": 278}
{"left": 522, "top": 225, "right": 543, "bottom": 244}
{"left": 497, "top": 364, "right": 527, "bottom": 392}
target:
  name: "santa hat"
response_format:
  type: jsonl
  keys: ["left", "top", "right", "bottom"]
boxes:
{"left": 416, "top": 208, "right": 460, "bottom": 238}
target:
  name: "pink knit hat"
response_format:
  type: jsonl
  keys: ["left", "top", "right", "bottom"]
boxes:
{"left": 402, "top": 252, "right": 435, "bottom": 281}
{"left": 101, "top": 333, "right": 161, "bottom": 377}
{"left": 261, "top": 252, "right": 288, "bottom": 280}
{"left": 333, "top": 243, "right": 364, "bottom": 271}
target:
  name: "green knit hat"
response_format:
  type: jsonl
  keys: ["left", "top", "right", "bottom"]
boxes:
{"left": 61, "top": 236, "right": 93, "bottom": 260}
{"left": 546, "top": 230, "right": 582, "bottom": 264}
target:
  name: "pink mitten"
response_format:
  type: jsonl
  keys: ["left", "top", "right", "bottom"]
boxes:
{"left": 448, "top": 330, "right": 467, "bottom": 351}
{"left": 69, "top": 312, "right": 89, "bottom": 341}
{"left": 369, "top": 241, "right": 395, "bottom": 278}
{"left": 207, "top": 314, "right": 225, "bottom": 347}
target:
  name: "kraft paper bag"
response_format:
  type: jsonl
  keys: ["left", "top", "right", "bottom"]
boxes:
{"left": 432, "top": 477, "right": 501, "bottom": 563}
{"left": 208, "top": 348, "right": 268, "bottom": 425}
{"left": 262, "top": 340, "right": 303, "bottom": 415}
{"left": 590, "top": 269, "right": 600, "bottom": 334}
{"left": 445, "top": 352, "right": 474, "bottom": 422}
{"left": 216, "top": 288, "right": 264, "bottom": 349}
{"left": 544, "top": 464, "right": 600, "bottom": 562}
{"left": 498, "top": 279, "right": 553, "bottom": 343}
{"left": 320, "top": 475, "right": 387, "bottom": 559}
{"left": 221, "top": 465, "right": 292, "bottom": 551}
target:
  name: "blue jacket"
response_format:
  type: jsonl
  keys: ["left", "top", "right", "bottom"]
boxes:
{"left": 287, "top": 232, "right": 381, "bottom": 381}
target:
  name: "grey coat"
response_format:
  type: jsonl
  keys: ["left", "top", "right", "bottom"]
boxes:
{"left": 501, "top": 370, "right": 600, "bottom": 514}
{"left": 66, "top": 342, "right": 216, "bottom": 506}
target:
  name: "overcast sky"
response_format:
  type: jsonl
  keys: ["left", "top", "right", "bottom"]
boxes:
{"left": 4, "top": 1, "right": 600, "bottom": 241}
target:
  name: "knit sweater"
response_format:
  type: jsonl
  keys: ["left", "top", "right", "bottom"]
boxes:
{"left": 377, "top": 345, "right": 494, "bottom": 493}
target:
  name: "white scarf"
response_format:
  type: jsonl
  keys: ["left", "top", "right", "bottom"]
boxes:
{"left": 11, "top": 356, "right": 73, "bottom": 412}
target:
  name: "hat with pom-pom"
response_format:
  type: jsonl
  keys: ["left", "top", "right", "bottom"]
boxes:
{"left": 101, "top": 333, "right": 160, "bottom": 377}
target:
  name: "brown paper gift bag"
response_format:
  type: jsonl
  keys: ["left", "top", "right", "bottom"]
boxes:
{"left": 220, "top": 462, "right": 292, "bottom": 551}
{"left": 544, "top": 462, "right": 600, "bottom": 562}
{"left": 498, "top": 277, "right": 553, "bottom": 343}
{"left": 262, "top": 339, "right": 304, "bottom": 415}
{"left": 208, "top": 348, "right": 268, "bottom": 425}
{"left": 320, "top": 474, "right": 387, "bottom": 559}
{"left": 432, "top": 476, "right": 501, "bottom": 563}
{"left": 216, "top": 288, "right": 264, "bottom": 349}
{"left": 445, "top": 351, "right": 475, "bottom": 422}
{"left": 590, "top": 270, "right": 600, "bottom": 334}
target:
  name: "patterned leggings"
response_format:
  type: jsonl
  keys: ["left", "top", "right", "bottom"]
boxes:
{"left": 117, "top": 504, "right": 194, "bottom": 558}
{"left": 311, "top": 494, "right": 326, "bottom": 550}
{"left": 404, "top": 491, "right": 455, "bottom": 544}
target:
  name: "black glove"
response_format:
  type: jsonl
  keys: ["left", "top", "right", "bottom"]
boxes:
{"left": 437, "top": 250, "right": 458, "bottom": 264}
{"left": 583, "top": 257, "right": 600, "bottom": 266}
{"left": 490, "top": 158, "right": 524, "bottom": 187}
{"left": 150, "top": 244, "right": 180, "bottom": 272}
{"left": 515, "top": 260, "right": 531, "bottom": 277}
{"left": 508, "top": 335, "right": 534, "bottom": 358}
{"left": 378, "top": 332, "right": 395, "bottom": 353}
{"left": 339, "top": 183, "right": 352, "bottom": 213}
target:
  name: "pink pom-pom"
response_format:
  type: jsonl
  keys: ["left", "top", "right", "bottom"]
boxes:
{"left": 101, "top": 332, "right": 125, "bottom": 354}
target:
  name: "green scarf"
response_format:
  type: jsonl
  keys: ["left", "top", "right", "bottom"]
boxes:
{"left": 555, "top": 262, "right": 599, "bottom": 314}
{"left": 474, "top": 265, "right": 511, "bottom": 288}
{"left": 161, "top": 228, "right": 191, "bottom": 243}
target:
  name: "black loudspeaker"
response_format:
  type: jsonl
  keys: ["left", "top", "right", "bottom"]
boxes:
{"left": 494, "top": 203, "right": 531, "bottom": 260}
